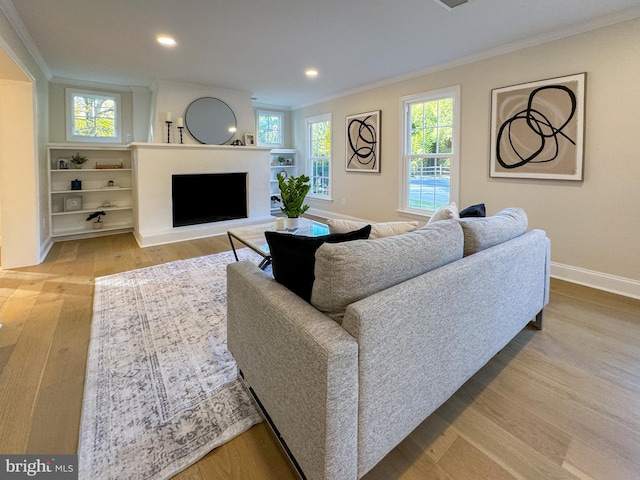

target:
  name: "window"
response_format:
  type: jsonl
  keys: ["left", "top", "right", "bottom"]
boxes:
{"left": 256, "top": 110, "right": 284, "bottom": 147}
{"left": 400, "top": 86, "right": 460, "bottom": 214}
{"left": 66, "top": 88, "right": 121, "bottom": 143}
{"left": 306, "top": 114, "right": 331, "bottom": 199}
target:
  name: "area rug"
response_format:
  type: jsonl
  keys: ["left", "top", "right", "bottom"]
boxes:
{"left": 78, "top": 249, "right": 263, "bottom": 480}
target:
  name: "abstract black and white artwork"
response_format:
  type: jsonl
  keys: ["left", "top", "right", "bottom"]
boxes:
{"left": 346, "top": 110, "right": 380, "bottom": 172}
{"left": 490, "top": 73, "right": 585, "bottom": 180}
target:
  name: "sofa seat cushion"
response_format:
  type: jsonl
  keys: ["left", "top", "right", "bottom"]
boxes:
{"left": 458, "top": 207, "right": 528, "bottom": 256}
{"left": 311, "top": 220, "right": 463, "bottom": 323}
{"left": 265, "top": 225, "right": 371, "bottom": 302}
{"left": 327, "top": 219, "right": 419, "bottom": 239}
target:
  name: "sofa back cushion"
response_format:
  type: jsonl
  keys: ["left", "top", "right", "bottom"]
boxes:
{"left": 327, "top": 219, "right": 419, "bottom": 239}
{"left": 311, "top": 220, "right": 463, "bottom": 323}
{"left": 458, "top": 207, "right": 528, "bottom": 256}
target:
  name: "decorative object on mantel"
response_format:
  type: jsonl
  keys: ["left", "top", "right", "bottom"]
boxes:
{"left": 70, "top": 152, "right": 88, "bottom": 169}
{"left": 184, "top": 97, "right": 237, "bottom": 145}
{"left": 490, "top": 72, "right": 585, "bottom": 180}
{"left": 231, "top": 139, "right": 243, "bottom": 146}
{"left": 244, "top": 133, "right": 255, "bottom": 146}
{"left": 71, "top": 179, "right": 82, "bottom": 190}
{"left": 346, "top": 110, "right": 381, "bottom": 173}
{"left": 277, "top": 172, "right": 310, "bottom": 230}
{"left": 165, "top": 111, "right": 173, "bottom": 143}
{"left": 177, "top": 116, "right": 184, "bottom": 144}
{"left": 78, "top": 249, "right": 262, "bottom": 480}
{"left": 86, "top": 211, "right": 106, "bottom": 229}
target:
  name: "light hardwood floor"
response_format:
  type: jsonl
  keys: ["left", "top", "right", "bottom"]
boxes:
{"left": 1, "top": 233, "right": 639, "bottom": 479}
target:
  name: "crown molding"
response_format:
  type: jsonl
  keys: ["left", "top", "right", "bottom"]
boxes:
{"left": 0, "top": 0, "right": 52, "bottom": 80}
{"left": 292, "top": 6, "right": 640, "bottom": 110}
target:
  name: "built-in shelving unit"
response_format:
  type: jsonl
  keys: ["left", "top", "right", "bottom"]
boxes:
{"left": 48, "top": 144, "right": 133, "bottom": 239}
{"left": 269, "top": 148, "right": 298, "bottom": 213}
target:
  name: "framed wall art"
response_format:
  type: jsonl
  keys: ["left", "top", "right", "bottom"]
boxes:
{"left": 490, "top": 73, "right": 586, "bottom": 180}
{"left": 346, "top": 110, "right": 380, "bottom": 173}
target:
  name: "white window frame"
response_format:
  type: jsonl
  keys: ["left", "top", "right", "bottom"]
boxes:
{"left": 399, "top": 85, "right": 460, "bottom": 216}
{"left": 306, "top": 113, "right": 332, "bottom": 200}
{"left": 66, "top": 88, "right": 122, "bottom": 143}
{"left": 256, "top": 109, "right": 284, "bottom": 147}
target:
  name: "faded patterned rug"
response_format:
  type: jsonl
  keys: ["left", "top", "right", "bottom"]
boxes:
{"left": 78, "top": 249, "right": 263, "bottom": 480}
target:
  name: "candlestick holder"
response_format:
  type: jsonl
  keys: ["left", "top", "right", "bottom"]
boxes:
{"left": 178, "top": 126, "right": 184, "bottom": 144}
{"left": 165, "top": 121, "right": 172, "bottom": 143}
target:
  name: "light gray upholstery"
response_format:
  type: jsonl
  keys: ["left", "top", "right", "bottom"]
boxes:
{"left": 341, "top": 229, "right": 549, "bottom": 476}
{"left": 227, "top": 263, "right": 358, "bottom": 480}
{"left": 226, "top": 208, "right": 550, "bottom": 480}
{"left": 312, "top": 220, "right": 463, "bottom": 323}
{"left": 457, "top": 207, "right": 528, "bottom": 256}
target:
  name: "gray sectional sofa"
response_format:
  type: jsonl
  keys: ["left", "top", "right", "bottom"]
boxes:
{"left": 227, "top": 208, "right": 550, "bottom": 480}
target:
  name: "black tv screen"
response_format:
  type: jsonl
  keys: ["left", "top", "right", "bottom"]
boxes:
{"left": 172, "top": 172, "right": 247, "bottom": 227}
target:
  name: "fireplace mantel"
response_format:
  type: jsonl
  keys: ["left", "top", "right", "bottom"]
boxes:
{"left": 131, "top": 143, "right": 272, "bottom": 246}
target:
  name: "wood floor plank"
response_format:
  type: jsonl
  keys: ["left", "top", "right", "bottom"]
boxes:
{"left": 26, "top": 374, "right": 85, "bottom": 454}
{"left": 437, "top": 436, "right": 516, "bottom": 480}
{"left": 0, "top": 299, "right": 63, "bottom": 453}
{"left": 195, "top": 423, "right": 297, "bottom": 479}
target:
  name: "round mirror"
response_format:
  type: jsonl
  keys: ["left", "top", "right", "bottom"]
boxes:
{"left": 184, "top": 97, "right": 237, "bottom": 145}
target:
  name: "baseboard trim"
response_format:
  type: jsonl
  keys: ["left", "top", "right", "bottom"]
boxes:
{"left": 306, "top": 207, "right": 372, "bottom": 223}
{"left": 551, "top": 262, "right": 640, "bottom": 300}
{"left": 134, "top": 216, "right": 275, "bottom": 247}
{"left": 39, "top": 236, "right": 54, "bottom": 264}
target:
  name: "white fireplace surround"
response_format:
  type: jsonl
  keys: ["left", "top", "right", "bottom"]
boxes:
{"left": 132, "top": 143, "right": 272, "bottom": 247}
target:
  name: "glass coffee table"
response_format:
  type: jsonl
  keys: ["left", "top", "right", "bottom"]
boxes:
{"left": 227, "top": 218, "right": 329, "bottom": 269}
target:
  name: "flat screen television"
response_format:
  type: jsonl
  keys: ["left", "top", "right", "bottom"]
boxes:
{"left": 172, "top": 172, "right": 247, "bottom": 227}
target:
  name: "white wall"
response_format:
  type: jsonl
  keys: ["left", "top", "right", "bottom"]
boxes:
{"left": 292, "top": 18, "right": 640, "bottom": 297}
{"left": 0, "top": 7, "right": 48, "bottom": 268}
{"left": 151, "top": 80, "right": 255, "bottom": 145}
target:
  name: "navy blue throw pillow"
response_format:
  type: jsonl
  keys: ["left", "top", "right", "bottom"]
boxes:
{"left": 265, "top": 225, "right": 371, "bottom": 302}
{"left": 459, "top": 203, "right": 486, "bottom": 218}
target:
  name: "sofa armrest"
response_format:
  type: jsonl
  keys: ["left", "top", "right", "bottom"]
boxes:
{"left": 227, "top": 261, "right": 358, "bottom": 480}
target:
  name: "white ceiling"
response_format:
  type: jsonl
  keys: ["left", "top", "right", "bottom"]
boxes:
{"left": 5, "top": 0, "right": 640, "bottom": 108}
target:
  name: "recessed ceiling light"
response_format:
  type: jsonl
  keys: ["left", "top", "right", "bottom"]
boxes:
{"left": 305, "top": 69, "right": 318, "bottom": 78}
{"left": 157, "top": 35, "right": 176, "bottom": 47}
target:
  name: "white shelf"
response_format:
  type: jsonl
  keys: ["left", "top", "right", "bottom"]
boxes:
{"left": 50, "top": 224, "right": 133, "bottom": 239}
{"left": 52, "top": 206, "right": 132, "bottom": 216}
{"left": 51, "top": 168, "right": 132, "bottom": 172}
{"left": 48, "top": 144, "right": 134, "bottom": 239}
{"left": 51, "top": 188, "right": 132, "bottom": 194}
{"left": 269, "top": 149, "right": 298, "bottom": 213}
